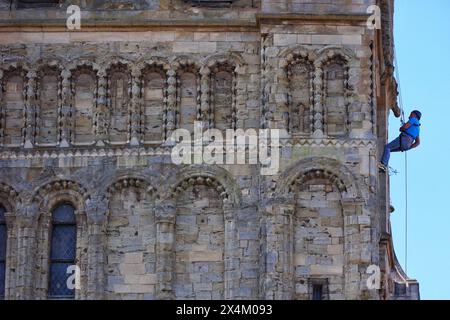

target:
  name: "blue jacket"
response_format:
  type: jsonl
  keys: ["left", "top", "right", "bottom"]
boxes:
{"left": 404, "top": 117, "right": 420, "bottom": 140}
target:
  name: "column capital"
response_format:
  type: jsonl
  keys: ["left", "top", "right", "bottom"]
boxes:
{"left": 155, "top": 199, "right": 176, "bottom": 224}
{"left": 15, "top": 201, "right": 39, "bottom": 227}
{"left": 85, "top": 196, "right": 108, "bottom": 226}
{"left": 222, "top": 200, "right": 236, "bottom": 221}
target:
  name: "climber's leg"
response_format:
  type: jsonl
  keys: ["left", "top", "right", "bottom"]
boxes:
{"left": 381, "top": 137, "right": 401, "bottom": 167}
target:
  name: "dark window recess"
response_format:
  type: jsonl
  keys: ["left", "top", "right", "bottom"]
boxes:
{"left": 183, "top": 0, "right": 235, "bottom": 7}
{"left": 309, "top": 278, "right": 329, "bottom": 300}
{"left": 312, "top": 284, "right": 323, "bottom": 300}
{"left": 48, "top": 203, "right": 77, "bottom": 299}
{"left": 394, "top": 282, "right": 407, "bottom": 296}
{"left": 17, "top": 0, "right": 60, "bottom": 9}
{"left": 0, "top": 206, "right": 6, "bottom": 300}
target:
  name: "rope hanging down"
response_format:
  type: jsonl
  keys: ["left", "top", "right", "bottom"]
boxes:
{"left": 393, "top": 46, "right": 409, "bottom": 275}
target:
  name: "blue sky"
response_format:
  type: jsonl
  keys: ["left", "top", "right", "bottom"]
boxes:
{"left": 390, "top": 0, "right": 450, "bottom": 300}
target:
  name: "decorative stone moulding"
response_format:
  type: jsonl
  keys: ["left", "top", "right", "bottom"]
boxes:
{"left": 106, "top": 177, "right": 156, "bottom": 197}
{"left": 169, "top": 175, "right": 229, "bottom": 201}
{"left": 289, "top": 169, "right": 347, "bottom": 194}
{"left": 0, "top": 182, "right": 18, "bottom": 196}
{"left": 33, "top": 179, "right": 89, "bottom": 203}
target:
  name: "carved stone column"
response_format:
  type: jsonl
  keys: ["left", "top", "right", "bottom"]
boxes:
{"left": 130, "top": 67, "right": 142, "bottom": 146}
{"left": 233, "top": 67, "right": 244, "bottom": 130}
{"left": 13, "top": 203, "right": 39, "bottom": 299}
{"left": 0, "top": 69, "right": 3, "bottom": 145}
{"left": 24, "top": 70, "right": 37, "bottom": 148}
{"left": 313, "top": 63, "right": 324, "bottom": 137}
{"left": 85, "top": 196, "right": 108, "bottom": 299}
{"left": 223, "top": 201, "right": 237, "bottom": 300}
{"left": 260, "top": 33, "right": 272, "bottom": 129}
{"left": 342, "top": 200, "right": 366, "bottom": 300}
{"left": 263, "top": 197, "right": 295, "bottom": 300}
{"left": 95, "top": 69, "right": 107, "bottom": 146}
{"left": 60, "top": 69, "right": 72, "bottom": 147}
{"left": 276, "top": 61, "right": 289, "bottom": 133}
{"left": 199, "top": 66, "right": 210, "bottom": 126}
{"left": 155, "top": 199, "right": 176, "bottom": 299}
{"left": 4, "top": 211, "right": 16, "bottom": 300}
{"left": 165, "top": 69, "right": 177, "bottom": 141}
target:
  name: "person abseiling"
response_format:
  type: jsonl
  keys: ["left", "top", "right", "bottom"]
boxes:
{"left": 379, "top": 110, "right": 422, "bottom": 172}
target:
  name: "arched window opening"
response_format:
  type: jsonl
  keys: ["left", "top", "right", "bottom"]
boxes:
{"left": 48, "top": 203, "right": 77, "bottom": 299}
{"left": 211, "top": 64, "right": 234, "bottom": 130}
{"left": 288, "top": 59, "right": 313, "bottom": 135}
{"left": 323, "top": 59, "right": 348, "bottom": 136}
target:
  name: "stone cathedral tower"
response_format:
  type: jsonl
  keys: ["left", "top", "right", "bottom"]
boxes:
{"left": 0, "top": 0, "right": 419, "bottom": 300}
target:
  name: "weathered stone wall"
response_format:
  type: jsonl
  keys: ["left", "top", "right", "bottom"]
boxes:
{"left": 106, "top": 184, "right": 157, "bottom": 299}
{"left": 174, "top": 184, "right": 225, "bottom": 300}
{"left": 0, "top": 0, "right": 418, "bottom": 300}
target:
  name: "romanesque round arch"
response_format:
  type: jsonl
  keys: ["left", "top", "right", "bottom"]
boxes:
{"left": 0, "top": 60, "right": 31, "bottom": 76}
{"left": 31, "top": 178, "right": 90, "bottom": 299}
{"left": 171, "top": 56, "right": 201, "bottom": 72}
{"left": 315, "top": 46, "right": 357, "bottom": 67}
{"left": 106, "top": 175, "right": 157, "bottom": 203}
{"left": 164, "top": 165, "right": 241, "bottom": 208}
{"left": 103, "top": 57, "right": 133, "bottom": 74}
{"left": 36, "top": 59, "right": 63, "bottom": 74}
{"left": 289, "top": 168, "right": 347, "bottom": 194}
{"left": 164, "top": 165, "right": 241, "bottom": 300}
{"left": 34, "top": 59, "right": 64, "bottom": 146}
{"left": 275, "top": 157, "right": 362, "bottom": 200}
{"left": 66, "top": 59, "right": 102, "bottom": 75}
{"left": 276, "top": 46, "right": 317, "bottom": 135}
{"left": 134, "top": 56, "right": 170, "bottom": 74}
{"left": 32, "top": 179, "right": 89, "bottom": 214}
{"left": 278, "top": 45, "right": 317, "bottom": 63}
{"left": 203, "top": 52, "right": 246, "bottom": 73}
{"left": 200, "top": 53, "right": 243, "bottom": 129}
{"left": 0, "top": 62, "right": 31, "bottom": 147}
